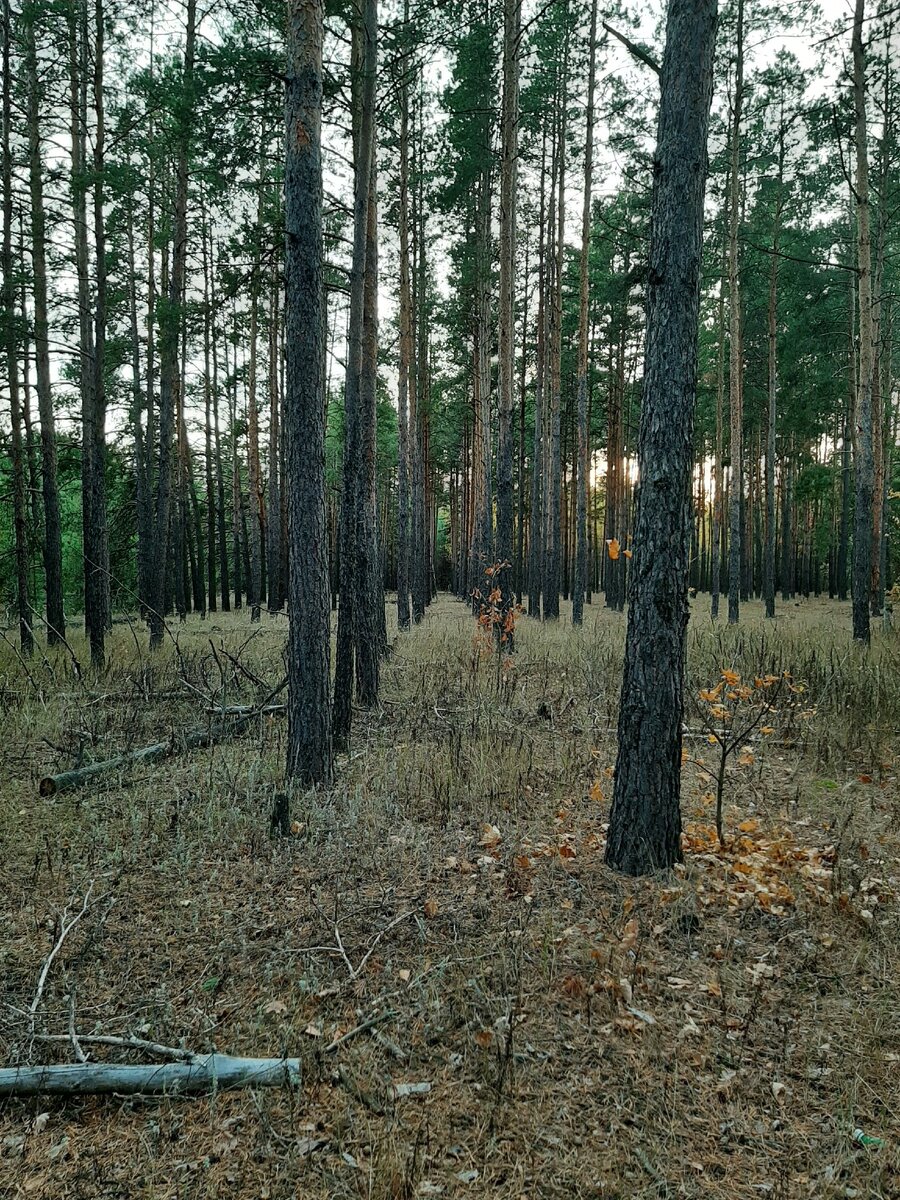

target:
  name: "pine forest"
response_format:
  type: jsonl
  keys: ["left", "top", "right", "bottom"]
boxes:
{"left": 1, "top": 0, "right": 899, "bottom": 1193}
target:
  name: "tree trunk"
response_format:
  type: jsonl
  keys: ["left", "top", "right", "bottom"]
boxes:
{"left": 496, "top": 0, "right": 520, "bottom": 632}
{"left": 356, "top": 132, "right": 383, "bottom": 694}
{"left": 68, "top": 0, "right": 102, "bottom": 662}
{"left": 395, "top": 11, "right": 412, "bottom": 631}
{"left": 605, "top": 0, "right": 717, "bottom": 875}
{"left": 3, "top": 0, "right": 33, "bottom": 657}
{"left": 764, "top": 119, "right": 784, "bottom": 620}
{"left": 727, "top": 0, "right": 743, "bottom": 625}
{"left": 573, "top": 0, "right": 598, "bottom": 627}
{"left": 543, "top": 32, "right": 569, "bottom": 622}
{"left": 209, "top": 230, "right": 230, "bottom": 610}
{"left": 471, "top": 162, "right": 493, "bottom": 604}
{"left": 410, "top": 84, "right": 428, "bottom": 622}
{"left": 23, "top": 8, "right": 65, "bottom": 645}
{"left": 267, "top": 263, "right": 283, "bottom": 613}
{"left": 246, "top": 247, "right": 264, "bottom": 623}
{"left": 851, "top": 0, "right": 874, "bottom": 644}
{"left": 285, "top": 0, "right": 332, "bottom": 786}
{"left": 202, "top": 205, "right": 217, "bottom": 613}
{"left": 149, "top": 0, "right": 196, "bottom": 647}
{"left": 333, "top": 0, "right": 378, "bottom": 746}
{"left": 528, "top": 129, "right": 548, "bottom": 618}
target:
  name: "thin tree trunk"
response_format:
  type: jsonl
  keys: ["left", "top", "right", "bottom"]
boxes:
{"left": 333, "top": 0, "right": 378, "bottom": 745}
{"left": 851, "top": 0, "right": 874, "bottom": 644}
{"left": 200, "top": 206, "right": 216, "bottom": 613}
{"left": 68, "top": 0, "right": 102, "bottom": 661}
{"left": 149, "top": 0, "right": 196, "bottom": 647}
{"left": 246, "top": 248, "right": 264, "bottom": 622}
{"left": 543, "top": 27, "right": 569, "bottom": 621}
{"left": 267, "top": 263, "right": 283, "bottom": 612}
{"left": 23, "top": 7, "right": 64, "bottom": 645}
{"left": 727, "top": 0, "right": 744, "bottom": 625}
{"left": 91, "top": 0, "right": 110, "bottom": 633}
{"left": 573, "top": 0, "right": 597, "bottom": 626}
{"left": 764, "top": 119, "right": 784, "bottom": 620}
{"left": 528, "top": 128, "right": 548, "bottom": 618}
{"left": 395, "top": 10, "right": 412, "bottom": 631}
{"left": 496, "top": 0, "right": 520, "bottom": 632}
{"left": 3, "top": 0, "right": 33, "bottom": 656}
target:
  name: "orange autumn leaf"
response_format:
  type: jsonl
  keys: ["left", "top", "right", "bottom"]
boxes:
{"left": 623, "top": 549, "right": 633, "bottom": 559}
{"left": 589, "top": 779, "right": 604, "bottom": 803}
{"left": 721, "top": 668, "right": 741, "bottom": 686}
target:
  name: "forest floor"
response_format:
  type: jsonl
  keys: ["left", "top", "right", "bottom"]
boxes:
{"left": 1, "top": 594, "right": 900, "bottom": 1199}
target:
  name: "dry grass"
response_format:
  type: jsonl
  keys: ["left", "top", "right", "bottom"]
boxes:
{"left": 1, "top": 594, "right": 899, "bottom": 1199}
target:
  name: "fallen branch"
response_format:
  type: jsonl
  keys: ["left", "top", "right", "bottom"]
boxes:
{"left": 205, "top": 703, "right": 286, "bottom": 718}
{"left": 39, "top": 677, "right": 288, "bottom": 796}
{"left": 28, "top": 884, "right": 94, "bottom": 1039}
{"left": 32, "top": 1032, "right": 197, "bottom": 1063}
{"left": 0, "top": 1054, "right": 301, "bottom": 1097}
{"left": 323, "top": 1010, "right": 397, "bottom": 1054}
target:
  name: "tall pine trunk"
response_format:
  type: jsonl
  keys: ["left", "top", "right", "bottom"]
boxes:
{"left": 605, "top": 0, "right": 717, "bottom": 875}
{"left": 24, "top": 8, "right": 65, "bottom": 645}
{"left": 727, "top": 0, "right": 743, "bottom": 625}
{"left": 285, "top": 0, "right": 332, "bottom": 786}
{"left": 395, "top": 11, "right": 412, "bottom": 631}
{"left": 496, "top": 0, "right": 520, "bottom": 630}
{"left": 573, "top": 0, "right": 597, "bottom": 626}
{"left": 149, "top": 0, "right": 196, "bottom": 647}
{"left": 764, "top": 118, "right": 784, "bottom": 620}
{"left": 851, "top": 0, "right": 874, "bottom": 644}
{"left": 3, "top": 0, "right": 33, "bottom": 657}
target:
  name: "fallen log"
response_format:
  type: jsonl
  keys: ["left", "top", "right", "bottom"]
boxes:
{"left": 0, "top": 1054, "right": 301, "bottom": 1097}
{"left": 204, "top": 702, "right": 286, "bottom": 717}
{"left": 38, "top": 676, "right": 288, "bottom": 797}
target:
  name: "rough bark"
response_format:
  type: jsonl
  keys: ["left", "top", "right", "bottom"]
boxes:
{"left": 573, "top": 0, "right": 598, "bottom": 627}
{"left": 285, "top": 0, "right": 332, "bottom": 785}
{"left": 543, "top": 34, "right": 568, "bottom": 622}
{"left": 851, "top": 0, "right": 874, "bottom": 645}
{"left": 2, "top": 0, "right": 33, "bottom": 657}
{"left": 267, "top": 266, "right": 283, "bottom": 612}
{"left": 246, "top": 246, "right": 264, "bottom": 622}
{"left": 528, "top": 130, "right": 548, "bottom": 617}
{"left": 149, "top": 0, "right": 196, "bottom": 648}
{"left": 727, "top": 0, "right": 744, "bottom": 626}
{"left": 496, "top": 0, "right": 520, "bottom": 630}
{"left": 710, "top": 229, "right": 726, "bottom": 619}
{"left": 68, "top": 0, "right": 102, "bottom": 662}
{"left": 605, "top": 0, "right": 717, "bottom": 875}
{"left": 333, "top": 0, "right": 377, "bottom": 746}
{"left": 395, "top": 13, "right": 412, "bottom": 632}
{"left": 764, "top": 119, "right": 784, "bottom": 620}
{"left": 23, "top": 8, "right": 65, "bottom": 645}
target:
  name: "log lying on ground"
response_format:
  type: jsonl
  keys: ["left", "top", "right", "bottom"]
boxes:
{"left": 38, "top": 677, "right": 287, "bottom": 796}
{"left": 204, "top": 702, "right": 286, "bottom": 717}
{"left": 0, "top": 1054, "right": 301, "bottom": 1097}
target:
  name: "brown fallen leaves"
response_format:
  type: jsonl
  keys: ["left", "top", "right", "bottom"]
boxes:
{"left": 680, "top": 821, "right": 835, "bottom": 915}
